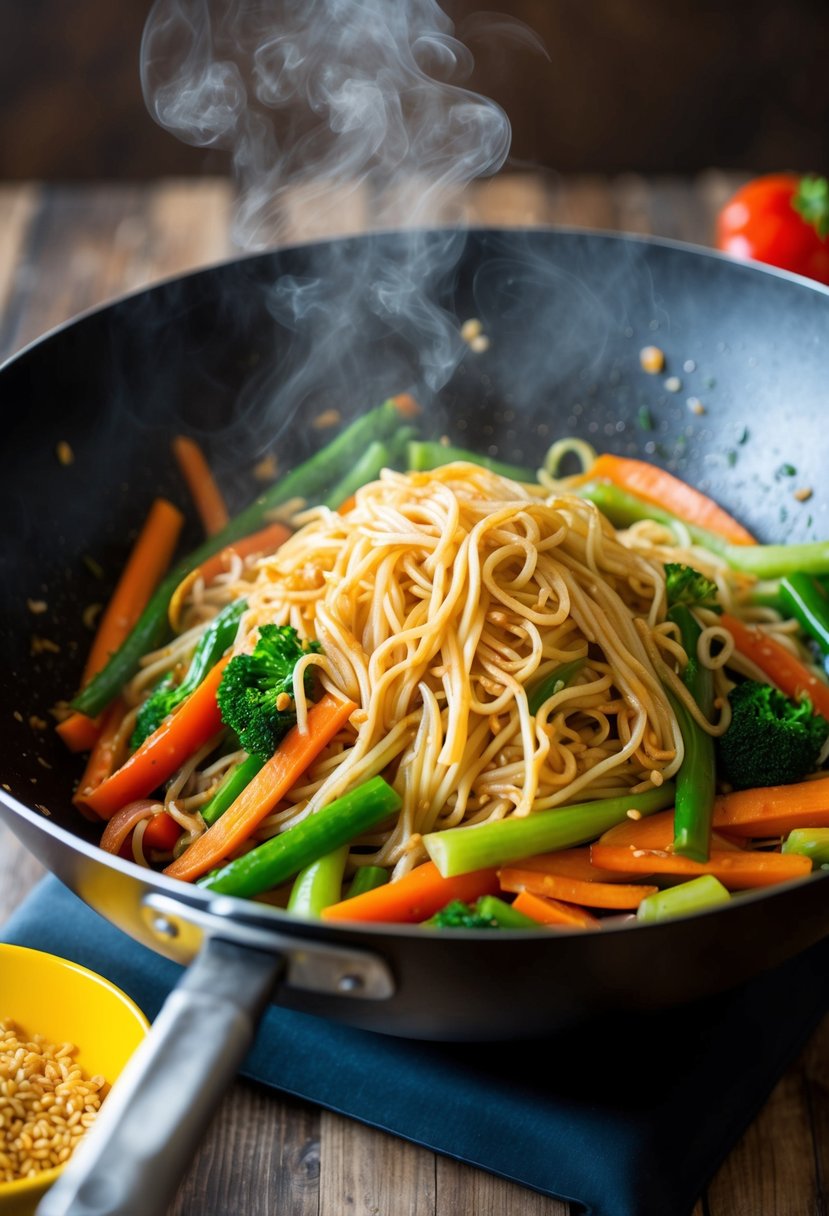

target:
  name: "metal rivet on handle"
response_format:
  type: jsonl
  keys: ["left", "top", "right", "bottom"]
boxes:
{"left": 151, "top": 914, "right": 180, "bottom": 940}
{"left": 337, "top": 973, "right": 364, "bottom": 994}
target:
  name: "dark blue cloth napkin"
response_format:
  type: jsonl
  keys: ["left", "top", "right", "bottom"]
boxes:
{"left": 4, "top": 875, "right": 828, "bottom": 1216}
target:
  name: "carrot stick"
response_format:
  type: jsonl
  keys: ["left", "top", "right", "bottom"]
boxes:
{"left": 511, "top": 889, "right": 600, "bottom": 928}
{"left": 499, "top": 867, "right": 658, "bottom": 909}
{"left": 721, "top": 613, "right": 829, "bottom": 720}
{"left": 164, "top": 693, "right": 357, "bottom": 883}
{"left": 576, "top": 454, "right": 756, "bottom": 545}
{"left": 72, "top": 698, "right": 128, "bottom": 814}
{"left": 589, "top": 843, "right": 812, "bottom": 889}
{"left": 142, "top": 811, "right": 183, "bottom": 852}
{"left": 711, "top": 775, "right": 829, "bottom": 837}
{"left": 597, "top": 809, "right": 745, "bottom": 852}
{"left": 57, "top": 497, "right": 184, "bottom": 752}
{"left": 321, "top": 860, "right": 500, "bottom": 924}
{"left": 499, "top": 846, "right": 642, "bottom": 882}
{"left": 78, "top": 655, "right": 231, "bottom": 819}
{"left": 56, "top": 712, "right": 102, "bottom": 753}
{"left": 171, "top": 435, "right": 229, "bottom": 536}
{"left": 167, "top": 521, "right": 291, "bottom": 631}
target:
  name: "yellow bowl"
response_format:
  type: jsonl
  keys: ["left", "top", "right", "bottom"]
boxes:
{"left": 0, "top": 944, "right": 149, "bottom": 1216}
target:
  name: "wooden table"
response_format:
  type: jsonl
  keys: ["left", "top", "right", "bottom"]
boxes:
{"left": 1, "top": 174, "right": 827, "bottom": 1216}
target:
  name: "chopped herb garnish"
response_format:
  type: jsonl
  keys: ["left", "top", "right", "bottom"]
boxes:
{"left": 637, "top": 406, "right": 654, "bottom": 431}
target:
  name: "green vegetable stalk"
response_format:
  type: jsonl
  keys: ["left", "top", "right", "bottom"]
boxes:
{"left": 781, "top": 828, "right": 829, "bottom": 867}
{"left": 779, "top": 574, "right": 829, "bottom": 655}
{"left": 636, "top": 875, "right": 731, "bottom": 924}
{"left": 200, "top": 754, "right": 264, "bottom": 827}
{"left": 526, "top": 658, "right": 586, "bottom": 716}
{"left": 668, "top": 596, "right": 716, "bottom": 862}
{"left": 287, "top": 847, "right": 350, "bottom": 918}
{"left": 406, "top": 439, "right": 533, "bottom": 483}
{"left": 576, "top": 481, "right": 829, "bottom": 577}
{"left": 423, "top": 784, "right": 675, "bottom": 878}
{"left": 199, "top": 775, "right": 401, "bottom": 898}
{"left": 345, "top": 865, "right": 389, "bottom": 899}
{"left": 72, "top": 398, "right": 411, "bottom": 719}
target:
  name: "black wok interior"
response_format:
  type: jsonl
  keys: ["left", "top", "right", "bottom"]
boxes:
{"left": 1, "top": 228, "right": 828, "bottom": 1037}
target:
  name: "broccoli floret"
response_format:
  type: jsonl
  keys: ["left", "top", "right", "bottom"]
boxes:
{"left": 216, "top": 625, "right": 321, "bottom": 760}
{"left": 717, "top": 680, "right": 829, "bottom": 790}
{"left": 665, "top": 562, "right": 720, "bottom": 612}
{"left": 426, "top": 900, "right": 501, "bottom": 930}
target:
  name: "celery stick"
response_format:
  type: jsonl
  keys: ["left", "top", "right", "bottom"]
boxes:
{"left": 346, "top": 865, "right": 389, "bottom": 899}
{"left": 576, "top": 481, "right": 829, "bottom": 577}
{"left": 423, "top": 784, "right": 675, "bottom": 878}
{"left": 781, "top": 828, "right": 829, "bottom": 867}
{"left": 199, "top": 775, "right": 401, "bottom": 898}
{"left": 636, "top": 875, "right": 730, "bottom": 923}
{"left": 287, "top": 847, "right": 349, "bottom": 918}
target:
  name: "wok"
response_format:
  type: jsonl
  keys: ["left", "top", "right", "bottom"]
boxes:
{"left": 1, "top": 228, "right": 828, "bottom": 1216}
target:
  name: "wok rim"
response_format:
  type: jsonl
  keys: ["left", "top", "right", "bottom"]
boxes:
{"left": 2, "top": 222, "right": 829, "bottom": 947}
{"left": 3, "top": 223, "right": 829, "bottom": 381}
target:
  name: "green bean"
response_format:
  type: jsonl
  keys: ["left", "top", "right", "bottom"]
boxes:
{"left": 72, "top": 399, "right": 410, "bottom": 718}
{"left": 199, "top": 776, "right": 401, "bottom": 898}
{"left": 668, "top": 604, "right": 715, "bottom": 862}
{"left": 406, "top": 440, "right": 533, "bottom": 483}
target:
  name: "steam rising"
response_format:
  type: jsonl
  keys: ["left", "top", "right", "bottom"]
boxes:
{"left": 141, "top": 0, "right": 514, "bottom": 245}
{"left": 141, "top": 0, "right": 540, "bottom": 450}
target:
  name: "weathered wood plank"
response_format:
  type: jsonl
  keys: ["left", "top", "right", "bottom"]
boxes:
{"left": 436, "top": 1155, "right": 570, "bottom": 1216}
{"left": 170, "top": 1083, "right": 320, "bottom": 1216}
{"left": 706, "top": 1068, "right": 819, "bottom": 1216}
{"left": 319, "top": 1110, "right": 437, "bottom": 1216}
{"left": 0, "top": 184, "right": 39, "bottom": 323}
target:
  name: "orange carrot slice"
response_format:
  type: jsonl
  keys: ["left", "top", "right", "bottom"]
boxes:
{"left": 499, "top": 867, "right": 657, "bottom": 909}
{"left": 57, "top": 497, "right": 184, "bottom": 752}
{"left": 78, "top": 655, "right": 231, "bottom": 819}
{"left": 497, "top": 846, "right": 642, "bottom": 882}
{"left": 598, "top": 809, "right": 745, "bottom": 852}
{"left": 711, "top": 775, "right": 829, "bottom": 838}
{"left": 511, "top": 889, "right": 600, "bottom": 928}
{"left": 72, "top": 697, "right": 129, "bottom": 817}
{"left": 171, "top": 435, "right": 229, "bottom": 536}
{"left": 164, "top": 693, "right": 357, "bottom": 884}
{"left": 590, "top": 843, "right": 811, "bottom": 889}
{"left": 167, "top": 521, "right": 291, "bottom": 631}
{"left": 721, "top": 613, "right": 829, "bottom": 721}
{"left": 321, "top": 860, "right": 500, "bottom": 924}
{"left": 577, "top": 454, "right": 756, "bottom": 545}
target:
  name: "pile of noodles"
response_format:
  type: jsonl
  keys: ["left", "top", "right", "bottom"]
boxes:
{"left": 117, "top": 459, "right": 812, "bottom": 880}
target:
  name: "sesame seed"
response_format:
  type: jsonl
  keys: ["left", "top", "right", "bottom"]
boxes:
{"left": 460, "top": 318, "right": 483, "bottom": 342}
{"left": 664, "top": 376, "right": 682, "bottom": 393}
{"left": 639, "top": 345, "right": 665, "bottom": 374}
{"left": 686, "top": 397, "right": 706, "bottom": 416}
{"left": 470, "top": 334, "right": 490, "bottom": 354}
{"left": 55, "top": 442, "right": 74, "bottom": 466}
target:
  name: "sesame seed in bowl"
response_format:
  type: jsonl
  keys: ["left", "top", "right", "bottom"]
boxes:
{"left": 0, "top": 945, "right": 148, "bottom": 1216}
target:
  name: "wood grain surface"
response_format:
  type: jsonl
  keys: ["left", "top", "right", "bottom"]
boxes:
{"left": 0, "top": 173, "right": 826, "bottom": 1216}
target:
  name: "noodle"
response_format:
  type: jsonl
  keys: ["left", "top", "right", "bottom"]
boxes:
{"left": 166, "top": 462, "right": 711, "bottom": 875}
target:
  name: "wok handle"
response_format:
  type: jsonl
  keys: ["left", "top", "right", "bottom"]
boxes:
{"left": 37, "top": 936, "right": 284, "bottom": 1216}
